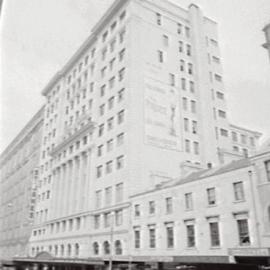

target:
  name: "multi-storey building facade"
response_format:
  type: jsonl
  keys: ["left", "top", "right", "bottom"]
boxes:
{"left": 130, "top": 146, "right": 270, "bottom": 265}
{"left": 0, "top": 107, "right": 44, "bottom": 262}
{"left": 16, "top": 0, "right": 261, "bottom": 266}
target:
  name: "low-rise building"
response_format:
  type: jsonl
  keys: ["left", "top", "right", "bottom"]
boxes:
{"left": 0, "top": 107, "right": 44, "bottom": 263}
{"left": 129, "top": 145, "right": 270, "bottom": 266}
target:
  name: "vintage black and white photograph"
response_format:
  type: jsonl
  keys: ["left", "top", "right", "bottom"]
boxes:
{"left": 0, "top": 0, "right": 270, "bottom": 269}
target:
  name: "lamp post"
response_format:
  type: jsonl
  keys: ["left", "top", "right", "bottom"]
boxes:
{"left": 109, "top": 211, "right": 115, "bottom": 270}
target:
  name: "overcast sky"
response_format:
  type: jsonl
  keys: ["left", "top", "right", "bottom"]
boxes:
{"left": 0, "top": 0, "right": 269, "bottom": 153}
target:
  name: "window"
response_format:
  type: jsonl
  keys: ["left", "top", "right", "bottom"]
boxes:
{"left": 104, "top": 212, "right": 111, "bottom": 228}
{"left": 105, "top": 187, "right": 112, "bottom": 206}
{"left": 134, "top": 230, "right": 140, "bottom": 248}
{"left": 207, "top": 188, "right": 216, "bottom": 205}
{"left": 107, "top": 117, "right": 114, "bottom": 131}
{"left": 265, "top": 160, "right": 270, "bottom": 181}
{"left": 156, "top": 13, "right": 161, "bottom": 25}
{"left": 149, "top": 227, "right": 156, "bottom": 248}
{"left": 190, "top": 81, "right": 195, "bottom": 93}
{"left": 181, "top": 78, "right": 186, "bottom": 90}
{"left": 243, "top": 148, "right": 248, "bottom": 158}
{"left": 158, "top": 50, "right": 164, "bottom": 63}
{"left": 119, "top": 29, "right": 126, "bottom": 43}
{"left": 115, "top": 240, "right": 122, "bottom": 255}
{"left": 220, "top": 129, "right": 228, "bottom": 137}
{"left": 192, "top": 120, "right": 197, "bottom": 134}
{"left": 215, "top": 74, "right": 222, "bottom": 82}
{"left": 165, "top": 197, "right": 173, "bottom": 214}
{"left": 117, "top": 133, "right": 124, "bottom": 146}
{"left": 237, "top": 219, "right": 250, "bottom": 246}
{"left": 218, "top": 110, "right": 226, "bottom": 118}
{"left": 107, "top": 139, "right": 113, "bottom": 152}
{"left": 185, "top": 27, "right": 190, "bottom": 38}
{"left": 102, "top": 31, "right": 108, "bottom": 42}
{"left": 180, "top": 60, "right": 185, "bottom": 72}
{"left": 187, "top": 44, "right": 191, "bottom": 56}
{"left": 179, "top": 41, "right": 183, "bottom": 52}
{"left": 110, "top": 38, "right": 116, "bottom": 52}
{"left": 166, "top": 226, "right": 174, "bottom": 248}
{"left": 149, "top": 201, "right": 155, "bottom": 215}
{"left": 109, "top": 76, "right": 115, "bottom": 89}
{"left": 96, "top": 166, "right": 103, "bottom": 178}
{"left": 119, "top": 48, "right": 125, "bottom": 62}
{"left": 177, "top": 23, "right": 182, "bottom": 34}
{"left": 193, "top": 141, "right": 199, "bottom": 155}
{"left": 182, "top": 97, "right": 188, "bottom": 110}
{"left": 95, "top": 190, "right": 102, "bottom": 208}
{"left": 115, "top": 210, "right": 123, "bottom": 226}
{"left": 169, "top": 73, "right": 175, "bottom": 86}
{"left": 116, "top": 155, "right": 124, "bottom": 169}
{"left": 209, "top": 222, "right": 220, "bottom": 247}
{"left": 93, "top": 242, "right": 99, "bottom": 255}
{"left": 184, "top": 118, "right": 189, "bottom": 132}
{"left": 191, "top": 100, "right": 196, "bottom": 113}
{"left": 109, "top": 58, "right": 115, "bottom": 70}
{"left": 186, "top": 224, "right": 195, "bottom": 247}
{"left": 120, "top": 10, "right": 126, "bottom": 21}
{"left": 100, "top": 84, "right": 106, "bottom": 97}
{"left": 241, "top": 134, "right": 247, "bottom": 144}
{"left": 233, "top": 182, "right": 245, "bottom": 201}
{"left": 185, "top": 139, "right": 190, "bottom": 153}
{"left": 134, "top": 204, "right": 140, "bottom": 217}
{"left": 115, "top": 183, "right": 123, "bottom": 203}
{"left": 185, "top": 193, "right": 193, "bottom": 210}
{"left": 118, "top": 110, "right": 124, "bottom": 124}
{"left": 99, "top": 104, "right": 105, "bottom": 116}
{"left": 97, "top": 145, "right": 103, "bottom": 157}
{"left": 118, "top": 88, "right": 124, "bottom": 102}
{"left": 98, "top": 124, "right": 104, "bottom": 137}
{"left": 232, "top": 132, "right": 238, "bottom": 142}
{"left": 106, "top": 161, "right": 113, "bottom": 174}
{"left": 103, "top": 241, "right": 110, "bottom": 255}
{"left": 188, "top": 63, "right": 193, "bottom": 75}
{"left": 108, "top": 97, "right": 114, "bottom": 110}
{"left": 118, "top": 68, "right": 125, "bottom": 81}
{"left": 163, "top": 35, "right": 169, "bottom": 46}
{"left": 102, "top": 48, "right": 107, "bottom": 61}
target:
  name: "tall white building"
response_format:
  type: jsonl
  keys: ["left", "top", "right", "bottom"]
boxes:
{"left": 28, "top": 0, "right": 261, "bottom": 262}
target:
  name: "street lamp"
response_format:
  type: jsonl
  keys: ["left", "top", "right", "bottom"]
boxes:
{"left": 109, "top": 211, "right": 115, "bottom": 270}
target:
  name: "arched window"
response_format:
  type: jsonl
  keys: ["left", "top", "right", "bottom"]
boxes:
{"left": 93, "top": 242, "right": 99, "bottom": 255}
{"left": 60, "top": 245, "right": 65, "bottom": 257}
{"left": 67, "top": 244, "right": 72, "bottom": 257}
{"left": 48, "top": 245, "right": 52, "bottom": 253}
{"left": 36, "top": 247, "right": 39, "bottom": 254}
{"left": 115, "top": 240, "right": 122, "bottom": 255}
{"left": 103, "top": 241, "right": 110, "bottom": 255}
{"left": 75, "top": 243, "right": 79, "bottom": 257}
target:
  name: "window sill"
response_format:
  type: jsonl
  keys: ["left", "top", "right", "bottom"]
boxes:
{"left": 207, "top": 204, "right": 217, "bottom": 208}
{"left": 233, "top": 199, "right": 246, "bottom": 204}
{"left": 210, "top": 246, "right": 221, "bottom": 250}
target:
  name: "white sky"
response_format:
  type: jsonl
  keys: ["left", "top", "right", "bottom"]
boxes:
{"left": 0, "top": 0, "right": 270, "bottom": 153}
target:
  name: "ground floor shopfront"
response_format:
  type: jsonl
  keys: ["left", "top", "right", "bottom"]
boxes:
{"left": 3, "top": 251, "right": 270, "bottom": 270}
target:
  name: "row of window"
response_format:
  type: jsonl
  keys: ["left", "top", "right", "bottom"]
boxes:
{"left": 96, "top": 155, "right": 124, "bottom": 178}
{"left": 232, "top": 131, "right": 255, "bottom": 146}
{"left": 97, "top": 133, "right": 124, "bottom": 157}
{"left": 95, "top": 183, "right": 123, "bottom": 209}
{"left": 133, "top": 218, "right": 250, "bottom": 249}
{"left": 94, "top": 210, "right": 123, "bottom": 229}
{"left": 32, "top": 243, "right": 80, "bottom": 258}
{"left": 92, "top": 240, "right": 123, "bottom": 256}
{"left": 134, "top": 181, "right": 245, "bottom": 217}
{"left": 156, "top": 13, "right": 190, "bottom": 39}
{"left": 99, "top": 89, "right": 125, "bottom": 117}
